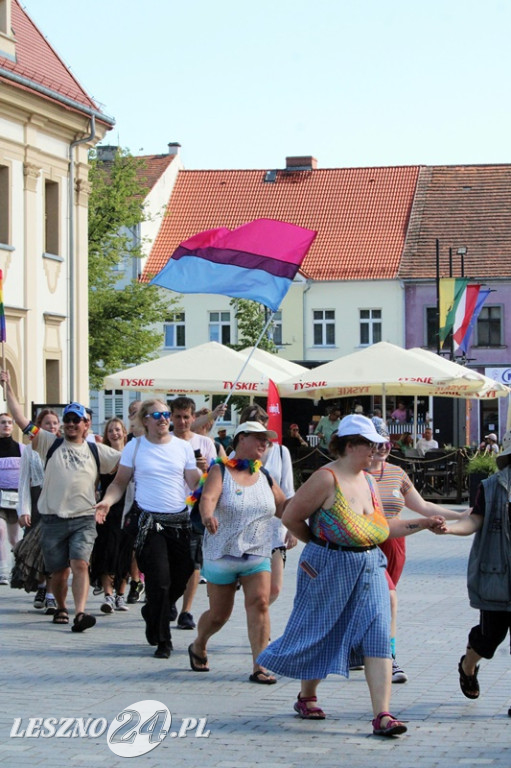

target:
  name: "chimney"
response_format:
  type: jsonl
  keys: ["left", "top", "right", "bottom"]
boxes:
{"left": 285, "top": 156, "right": 317, "bottom": 171}
{"left": 96, "top": 145, "right": 119, "bottom": 162}
{"left": 168, "top": 142, "right": 181, "bottom": 156}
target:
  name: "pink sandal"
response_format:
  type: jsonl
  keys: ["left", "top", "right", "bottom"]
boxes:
{"left": 293, "top": 693, "right": 326, "bottom": 720}
{"left": 372, "top": 711, "right": 407, "bottom": 736}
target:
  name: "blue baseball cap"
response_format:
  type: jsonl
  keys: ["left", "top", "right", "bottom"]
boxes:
{"left": 63, "top": 402, "right": 87, "bottom": 419}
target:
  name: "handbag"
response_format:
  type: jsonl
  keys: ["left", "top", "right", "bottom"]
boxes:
{"left": 0, "top": 490, "right": 19, "bottom": 509}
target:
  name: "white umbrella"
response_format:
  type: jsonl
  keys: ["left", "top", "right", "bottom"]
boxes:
{"left": 239, "top": 347, "right": 307, "bottom": 379}
{"left": 278, "top": 342, "right": 495, "bottom": 400}
{"left": 407, "top": 348, "right": 510, "bottom": 399}
{"left": 103, "top": 342, "right": 274, "bottom": 395}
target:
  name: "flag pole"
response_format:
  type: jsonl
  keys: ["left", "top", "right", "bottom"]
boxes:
{"left": 210, "top": 309, "right": 276, "bottom": 435}
{"left": 222, "top": 309, "right": 276, "bottom": 410}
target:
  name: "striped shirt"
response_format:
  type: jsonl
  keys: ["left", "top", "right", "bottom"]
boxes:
{"left": 369, "top": 462, "right": 413, "bottom": 519}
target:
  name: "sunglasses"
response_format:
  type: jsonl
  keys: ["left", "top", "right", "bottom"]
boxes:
{"left": 145, "top": 411, "right": 171, "bottom": 421}
{"left": 63, "top": 414, "right": 83, "bottom": 424}
{"left": 350, "top": 437, "right": 378, "bottom": 450}
{"left": 376, "top": 441, "right": 392, "bottom": 451}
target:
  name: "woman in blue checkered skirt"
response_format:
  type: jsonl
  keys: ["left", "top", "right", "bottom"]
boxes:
{"left": 258, "top": 414, "right": 444, "bottom": 737}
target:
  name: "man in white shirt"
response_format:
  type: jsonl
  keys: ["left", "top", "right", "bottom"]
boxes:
{"left": 171, "top": 396, "right": 217, "bottom": 629}
{"left": 416, "top": 427, "right": 439, "bottom": 457}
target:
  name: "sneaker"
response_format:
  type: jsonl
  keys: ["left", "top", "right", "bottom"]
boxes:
{"left": 33, "top": 587, "right": 46, "bottom": 609}
{"left": 169, "top": 602, "right": 178, "bottom": 622}
{"left": 115, "top": 594, "right": 129, "bottom": 612}
{"left": 177, "top": 611, "right": 196, "bottom": 630}
{"left": 199, "top": 577, "right": 207, "bottom": 584}
{"left": 392, "top": 658, "right": 408, "bottom": 684}
{"left": 127, "top": 580, "right": 145, "bottom": 604}
{"left": 100, "top": 594, "right": 115, "bottom": 614}
{"left": 0, "top": 576, "right": 9, "bottom": 585}
{"left": 44, "top": 596, "right": 57, "bottom": 615}
{"left": 92, "top": 585, "right": 103, "bottom": 596}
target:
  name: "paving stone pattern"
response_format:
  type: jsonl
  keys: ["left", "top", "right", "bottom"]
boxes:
{"left": 0, "top": 507, "right": 509, "bottom": 767}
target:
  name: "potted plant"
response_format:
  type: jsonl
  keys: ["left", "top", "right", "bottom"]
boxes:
{"left": 466, "top": 451, "right": 498, "bottom": 505}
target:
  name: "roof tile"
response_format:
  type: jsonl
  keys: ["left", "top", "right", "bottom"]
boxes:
{"left": 142, "top": 165, "right": 420, "bottom": 282}
{"left": 0, "top": 1, "right": 100, "bottom": 114}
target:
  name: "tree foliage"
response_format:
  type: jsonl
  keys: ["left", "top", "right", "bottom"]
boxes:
{"left": 88, "top": 148, "right": 177, "bottom": 389}
{"left": 229, "top": 299, "right": 277, "bottom": 352}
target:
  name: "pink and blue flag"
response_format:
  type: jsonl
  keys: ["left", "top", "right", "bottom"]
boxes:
{"left": 150, "top": 218, "right": 317, "bottom": 312}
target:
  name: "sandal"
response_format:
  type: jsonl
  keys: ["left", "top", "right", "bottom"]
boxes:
{"left": 71, "top": 612, "right": 96, "bottom": 633}
{"left": 249, "top": 670, "right": 276, "bottom": 685}
{"left": 372, "top": 711, "right": 407, "bottom": 737}
{"left": 293, "top": 692, "right": 326, "bottom": 720}
{"left": 458, "top": 655, "right": 480, "bottom": 699}
{"left": 188, "top": 643, "right": 209, "bottom": 672}
{"left": 52, "top": 608, "right": 69, "bottom": 625}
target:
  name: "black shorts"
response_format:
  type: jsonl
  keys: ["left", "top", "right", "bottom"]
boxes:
{"left": 189, "top": 530, "right": 203, "bottom": 569}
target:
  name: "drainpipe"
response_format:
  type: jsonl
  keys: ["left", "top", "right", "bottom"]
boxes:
{"left": 68, "top": 116, "right": 96, "bottom": 402}
{"left": 302, "top": 279, "right": 311, "bottom": 360}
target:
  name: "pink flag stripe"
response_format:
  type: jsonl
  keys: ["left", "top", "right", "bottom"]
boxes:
{"left": 179, "top": 218, "right": 317, "bottom": 265}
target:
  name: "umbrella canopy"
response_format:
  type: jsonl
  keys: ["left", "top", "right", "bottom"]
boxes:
{"left": 239, "top": 347, "right": 307, "bottom": 378}
{"left": 407, "top": 348, "right": 510, "bottom": 399}
{"left": 103, "top": 342, "right": 275, "bottom": 395}
{"left": 278, "top": 341, "right": 505, "bottom": 400}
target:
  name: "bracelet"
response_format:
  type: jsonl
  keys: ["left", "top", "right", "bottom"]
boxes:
{"left": 22, "top": 422, "right": 40, "bottom": 440}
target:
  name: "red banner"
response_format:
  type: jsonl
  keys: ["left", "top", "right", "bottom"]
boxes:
{"left": 266, "top": 378, "right": 282, "bottom": 443}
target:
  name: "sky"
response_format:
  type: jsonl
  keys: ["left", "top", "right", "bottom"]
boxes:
{"left": 22, "top": 0, "right": 511, "bottom": 171}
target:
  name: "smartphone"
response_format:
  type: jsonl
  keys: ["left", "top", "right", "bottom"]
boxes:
{"left": 194, "top": 449, "right": 202, "bottom": 459}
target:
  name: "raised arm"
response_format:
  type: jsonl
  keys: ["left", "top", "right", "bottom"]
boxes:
{"left": 0, "top": 371, "right": 30, "bottom": 431}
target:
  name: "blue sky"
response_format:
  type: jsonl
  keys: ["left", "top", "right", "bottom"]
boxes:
{"left": 23, "top": 0, "right": 511, "bottom": 170}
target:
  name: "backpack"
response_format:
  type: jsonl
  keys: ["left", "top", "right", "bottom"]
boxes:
{"left": 190, "top": 463, "right": 273, "bottom": 535}
{"left": 45, "top": 437, "right": 100, "bottom": 475}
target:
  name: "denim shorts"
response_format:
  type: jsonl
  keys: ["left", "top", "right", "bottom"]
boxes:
{"left": 201, "top": 554, "right": 271, "bottom": 585}
{"left": 40, "top": 515, "right": 97, "bottom": 573}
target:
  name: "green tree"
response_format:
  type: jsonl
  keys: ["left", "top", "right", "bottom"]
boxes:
{"left": 88, "top": 148, "right": 178, "bottom": 389}
{"left": 229, "top": 299, "right": 277, "bottom": 352}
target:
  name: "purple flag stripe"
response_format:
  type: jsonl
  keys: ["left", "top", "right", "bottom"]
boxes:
{"left": 172, "top": 245, "right": 300, "bottom": 280}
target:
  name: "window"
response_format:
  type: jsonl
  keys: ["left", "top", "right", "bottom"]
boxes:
{"left": 360, "top": 309, "right": 381, "bottom": 346}
{"left": 0, "top": 165, "right": 8, "bottom": 244}
{"left": 476, "top": 306, "right": 502, "bottom": 347}
{"left": 426, "top": 306, "right": 452, "bottom": 350}
{"left": 271, "top": 310, "right": 282, "bottom": 347}
{"left": 44, "top": 180, "right": 59, "bottom": 255}
{"left": 104, "top": 390, "right": 124, "bottom": 420}
{"left": 209, "top": 311, "right": 231, "bottom": 344}
{"left": 164, "top": 312, "right": 185, "bottom": 348}
{"left": 426, "top": 307, "right": 437, "bottom": 348}
{"left": 313, "top": 310, "right": 335, "bottom": 346}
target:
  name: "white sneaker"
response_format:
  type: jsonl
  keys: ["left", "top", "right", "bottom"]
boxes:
{"left": 0, "top": 577, "right": 9, "bottom": 586}
{"left": 115, "top": 594, "right": 129, "bottom": 612}
{"left": 100, "top": 594, "right": 115, "bottom": 614}
{"left": 392, "top": 658, "right": 408, "bottom": 684}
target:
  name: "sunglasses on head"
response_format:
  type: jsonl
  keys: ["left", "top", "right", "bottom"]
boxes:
{"left": 63, "top": 414, "right": 83, "bottom": 424}
{"left": 145, "top": 411, "right": 171, "bottom": 421}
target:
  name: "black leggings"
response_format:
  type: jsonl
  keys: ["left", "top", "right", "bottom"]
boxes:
{"left": 137, "top": 525, "right": 194, "bottom": 645}
{"left": 468, "top": 610, "right": 511, "bottom": 658}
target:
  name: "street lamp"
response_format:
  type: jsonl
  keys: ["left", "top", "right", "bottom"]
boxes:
{"left": 457, "top": 246, "right": 467, "bottom": 276}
